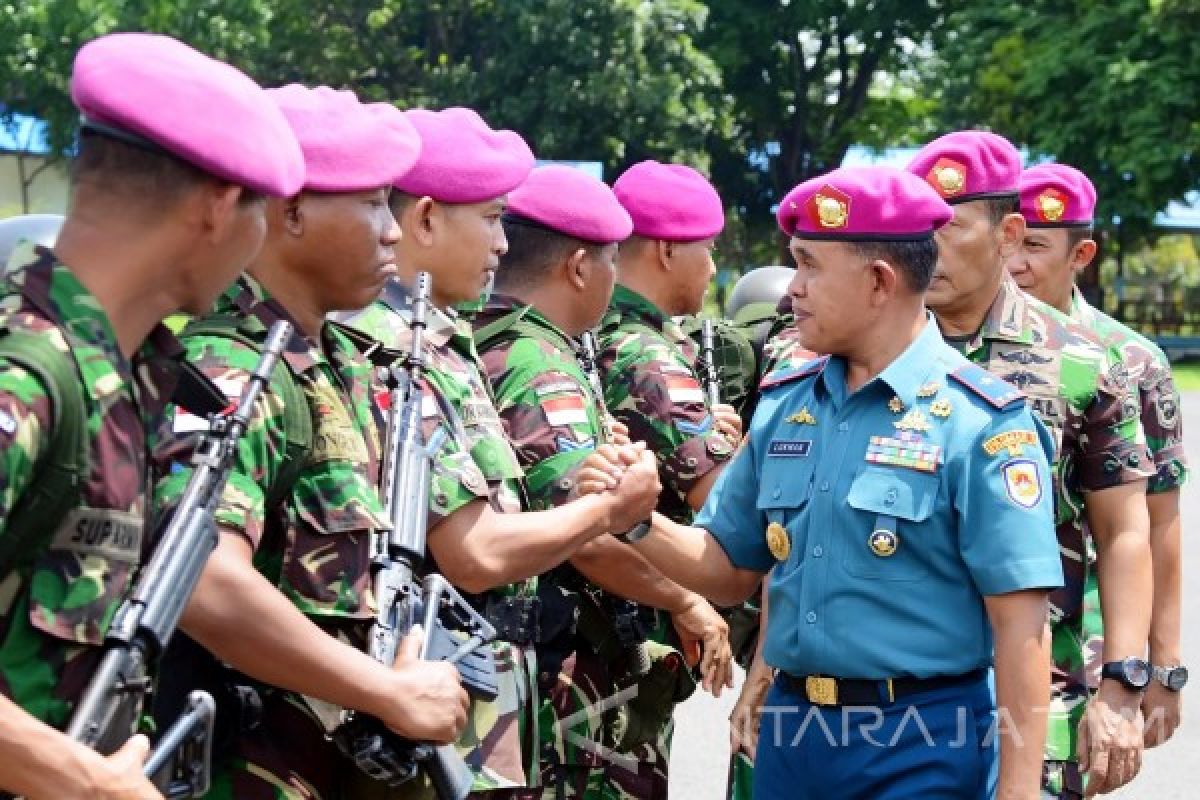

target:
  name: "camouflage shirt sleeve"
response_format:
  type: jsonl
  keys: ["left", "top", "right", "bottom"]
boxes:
{"left": 604, "top": 332, "right": 732, "bottom": 502}
{"left": 153, "top": 336, "right": 289, "bottom": 549}
{"left": 0, "top": 361, "right": 53, "bottom": 533}
{"left": 419, "top": 380, "right": 491, "bottom": 530}
{"left": 1142, "top": 352, "right": 1188, "bottom": 493}
{"left": 491, "top": 357, "right": 599, "bottom": 511}
{"left": 1075, "top": 353, "right": 1155, "bottom": 492}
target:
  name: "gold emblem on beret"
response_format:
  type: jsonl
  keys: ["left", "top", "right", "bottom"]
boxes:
{"left": 806, "top": 184, "right": 852, "bottom": 230}
{"left": 895, "top": 408, "right": 932, "bottom": 432}
{"left": 930, "top": 399, "right": 953, "bottom": 418}
{"left": 766, "top": 522, "right": 791, "bottom": 561}
{"left": 786, "top": 407, "right": 817, "bottom": 425}
{"left": 927, "top": 157, "right": 968, "bottom": 198}
{"left": 888, "top": 396, "right": 905, "bottom": 414}
{"left": 869, "top": 529, "right": 899, "bottom": 558}
{"left": 1037, "top": 189, "right": 1068, "bottom": 223}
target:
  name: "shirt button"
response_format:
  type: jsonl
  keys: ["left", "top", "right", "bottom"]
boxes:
{"left": 820, "top": 481, "right": 830, "bottom": 492}
{"left": 812, "top": 545, "right": 823, "bottom": 558}
{"left": 806, "top": 612, "right": 817, "bottom": 624}
{"left": 838, "top": 422, "right": 850, "bottom": 432}
{"left": 885, "top": 489, "right": 898, "bottom": 505}
{"left": 772, "top": 487, "right": 781, "bottom": 499}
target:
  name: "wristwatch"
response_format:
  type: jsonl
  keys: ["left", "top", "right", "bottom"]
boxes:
{"left": 1152, "top": 664, "right": 1189, "bottom": 692}
{"left": 616, "top": 520, "right": 651, "bottom": 544}
{"left": 1100, "top": 657, "right": 1152, "bottom": 691}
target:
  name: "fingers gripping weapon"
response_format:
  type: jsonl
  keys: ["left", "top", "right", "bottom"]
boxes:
{"left": 699, "top": 318, "right": 721, "bottom": 409}
{"left": 332, "top": 272, "right": 498, "bottom": 800}
{"left": 65, "top": 321, "right": 293, "bottom": 799}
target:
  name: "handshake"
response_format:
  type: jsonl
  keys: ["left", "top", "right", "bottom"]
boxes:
{"left": 569, "top": 422, "right": 662, "bottom": 535}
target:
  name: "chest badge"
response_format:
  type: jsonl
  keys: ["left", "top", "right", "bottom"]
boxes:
{"left": 786, "top": 407, "right": 817, "bottom": 425}
{"left": 929, "top": 399, "right": 953, "bottom": 418}
{"left": 766, "top": 522, "right": 791, "bottom": 561}
{"left": 916, "top": 382, "right": 942, "bottom": 398}
{"left": 894, "top": 408, "right": 932, "bottom": 433}
{"left": 888, "top": 396, "right": 905, "bottom": 414}
{"left": 868, "top": 529, "right": 899, "bottom": 558}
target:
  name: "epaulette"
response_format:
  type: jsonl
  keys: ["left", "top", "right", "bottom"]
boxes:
{"left": 948, "top": 363, "right": 1024, "bottom": 410}
{"left": 758, "top": 355, "right": 828, "bottom": 391}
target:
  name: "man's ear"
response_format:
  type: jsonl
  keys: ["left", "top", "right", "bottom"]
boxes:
{"left": 198, "top": 182, "right": 245, "bottom": 243}
{"left": 868, "top": 258, "right": 900, "bottom": 308}
{"left": 404, "top": 196, "right": 438, "bottom": 247}
{"left": 282, "top": 193, "right": 304, "bottom": 237}
{"left": 1071, "top": 238, "right": 1098, "bottom": 275}
{"left": 656, "top": 239, "right": 674, "bottom": 272}
{"left": 997, "top": 212, "right": 1026, "bottom": 261}
{"left": 565, "top": 247, "right": 589, "bottom": 291}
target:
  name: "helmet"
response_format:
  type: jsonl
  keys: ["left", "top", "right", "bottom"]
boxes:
{"left": 725, "top": 265, "right": 793, "bottom": 343}
{"left": 0, "top": 214, "right": 64, "bottom": 271}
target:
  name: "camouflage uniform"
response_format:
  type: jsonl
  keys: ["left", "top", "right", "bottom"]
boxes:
{"left": 1069, "top": 289, "right": 1189, "bottom": 695}
{"left": 677, "top": 315, "right": 757, "bottom": 426}
{"left": 154, "top": 275, "right": 390, "bottom": 800}
{"left": 342, "top": 281, "right": 538, "bottom": 795}
{"left": 0, "top": 251, "right": 186, "bottom": 729}
{"left": 591, "top": 285, "right": 734, "bottom": 798}
{"left": 759, "top": 298, "right": 813, "bottom": 382}
{"left": 949, "top": 277, "right": 1153, "bottom": 799}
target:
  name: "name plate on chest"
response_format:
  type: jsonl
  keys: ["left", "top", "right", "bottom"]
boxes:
{"left": 50, "top": 508, "right": 144, "bottom": 563}
{"left": 767, "top": 440, "right": 812, "bottom": 457}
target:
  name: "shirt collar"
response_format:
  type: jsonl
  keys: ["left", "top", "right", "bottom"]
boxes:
{"left": 478, "top": 292, "right": 576, "bottom": 350}
{"left": 974, "top": 275, "right": 1034, "bottom": 346}
{"left": 816, "top": 315, "right": 944, "bottom": 408}
{"left": 610, "top": 284, "right": 670, "bottom": 329}
{"left": 1069, "top": 285, "right": 1096, "bottom": 326}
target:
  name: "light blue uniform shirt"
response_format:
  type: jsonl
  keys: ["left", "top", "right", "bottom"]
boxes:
{"left": 698, "top": 318, "right": 1063, "bottom": 679}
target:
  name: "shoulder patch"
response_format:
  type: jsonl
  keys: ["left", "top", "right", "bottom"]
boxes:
{"left": 948, "top": 364, "right": 1024, "bottom": 410}
{"left": 759, "top": 355, "right": 828, "bottom": 391}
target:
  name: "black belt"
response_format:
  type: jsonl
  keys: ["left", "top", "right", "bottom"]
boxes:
{"left": 778, "top": 668, "right": 987, "bottom": 707}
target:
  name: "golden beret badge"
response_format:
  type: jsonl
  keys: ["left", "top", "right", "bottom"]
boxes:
{"left": 926, "top": 157, "right": 967, "bottom": 198}
{"left": 1036, "top": 188, "right": 1068, "bottom": 223}
{"left": 806, "top": 184, "right": 851, "bottom": 230}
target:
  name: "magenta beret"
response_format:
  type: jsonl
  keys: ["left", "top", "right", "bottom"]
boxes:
{"left": 505, "top": 166, "right": 633, "bottom": 244}
{"left": 393, "top": 107, "right": 534, "bottom": 203}
{"left": 266, "top": 86, "right": 421, "bottom": 192}
{"left": 777, "top": 166, "right": 953, "bottom": 241}
{"left": 906, "top": 131, "right": 1022, "bottom": 204}
{"left": 1019, "top": 164, "right": 1096, "bottom": 228}
{"left": 71, "top": 32, "right": 305, "bottom": 197}
{"left": 612, "top": 161, "right": 724, "bottom": 241}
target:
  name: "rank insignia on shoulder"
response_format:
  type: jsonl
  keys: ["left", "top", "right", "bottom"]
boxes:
{"left": 894, "top": 408, "right": 932, "bottom": 433}
{"left": 868, "top": 529, "right": 899, "bottom": 558}
{"left": 888, "top": 396, "right": 905, "bottom": 414}
{"left": 786, "top": 407, "right": 817, "bottom": 425}
{"left": 930, "top": 399, "right": 952, "bottom": 418}
{"left": 766, "top": 521, "right": 790, "bottom": 561}
{"left": 949, "top": 364, "right": 1024, "bottom": 410}
{"left": 1002, "top": 458, "right": 1042, "bottom": 508}
{"left": 916, "top": 382, "right": 942, "bottom": 398}
{"left": 983, "top": 429, "right": 1038, "bottom": 457}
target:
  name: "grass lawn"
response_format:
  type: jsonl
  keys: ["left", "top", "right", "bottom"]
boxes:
{"left": 1173, "top": 360, "right": 1200, "bottom": 392}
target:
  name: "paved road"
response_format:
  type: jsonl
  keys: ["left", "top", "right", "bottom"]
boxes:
{"left": 668, "top": 392, "right": 1199, "bottom": 798}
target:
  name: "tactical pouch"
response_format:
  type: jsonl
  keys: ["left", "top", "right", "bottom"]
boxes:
{"left": 482, "top": 593, "right": 542, "bottom": 646}
{"left": 605, "top": 641, "right": 698, "bottom": 753}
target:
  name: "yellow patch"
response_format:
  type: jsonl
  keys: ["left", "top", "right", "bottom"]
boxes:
{"left": 766, "top": 522, "right": 791, "bottom": 561}
{"left": 983, "top": 429, "right": 1038, "bottom": 457}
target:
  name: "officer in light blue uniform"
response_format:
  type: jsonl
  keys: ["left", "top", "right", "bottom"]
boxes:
{"left": 624, "top": 166, "right": 1064, "bottom": 800}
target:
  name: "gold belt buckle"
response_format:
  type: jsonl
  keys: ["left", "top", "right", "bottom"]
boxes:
{"left": 805, "top": 676, "right": 838, "bottom": 706}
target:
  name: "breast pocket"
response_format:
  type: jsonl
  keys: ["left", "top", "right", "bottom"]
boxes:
{"left": 842, "top": 465, "right": 938, "bottom": 581}
{"left": 286, "top": 465, "right": 387, "bottom": 621}
{"left": 755, "top": 458, "right": 817, "bottom": 572}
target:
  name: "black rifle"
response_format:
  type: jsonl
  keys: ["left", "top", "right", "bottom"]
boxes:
{"left": 65, "top": 320, "right": 293, "bottom": 799}
{"left": 699, "top": 318, "right": 721, "bottom": 409}
{"left": 332, "top": 272, "right": 498, "bottom": 800}
{"left": 576, "top": 331, "right": 651, "bottom": 679}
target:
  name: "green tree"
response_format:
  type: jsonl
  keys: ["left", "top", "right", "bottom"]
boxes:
{"left": 699, "top": 0, "right": 949, "bottom": 265}
{"left": 933, "top": 0, "right": 1200, "bottom": 244}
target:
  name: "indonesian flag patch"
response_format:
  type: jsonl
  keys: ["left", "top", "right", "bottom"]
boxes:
{"left": 665, "top": 374, "right": 704, "bottom": 405}
{"left": 173, "top": 377, "right": 243, "bottom": 433}
{"left": 541, "top": 393, "right": 590, "bottom": 427}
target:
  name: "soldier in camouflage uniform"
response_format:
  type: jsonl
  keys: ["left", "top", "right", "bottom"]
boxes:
{"left": 153, "top": 87, "right": 471, "bottom": 800}
{"left": 1009, "top": 164, "right": 1189, "bottom": 752}
{"left": 0, "top": 33, "right": 304, "bottom": 799}
{"left": 470, "top": 166, "right": 732, "bottom": 800}
{"left": 340, "top": 109, "right": 661, "bottom": 799}
{"left": 908, "top": 132, "right": 1155, "bottom": 799}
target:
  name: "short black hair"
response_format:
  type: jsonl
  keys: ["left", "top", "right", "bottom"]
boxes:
{"left": 496, "top": 216, "right": 599, "bottom": 291}
{"left": 72, "top": 130, "right": 263, "bottom": 208}
{"left": 982, "top": 195, "right": 1020, "bottom": 226}
{"left": 1066, "top": 227, "right": 1095, "bottom": 250}
{"left": 389, "top": 190, "right": 417, "bottom": 216}
{"left": 849, "top": 238, "right": 938, "bottom": 292}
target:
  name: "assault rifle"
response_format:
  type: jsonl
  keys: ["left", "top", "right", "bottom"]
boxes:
{"left": 699, "top": 318, "right": 721, "bottom": 409}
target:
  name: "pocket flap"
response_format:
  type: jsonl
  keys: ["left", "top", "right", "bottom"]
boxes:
{"left": 846, "top": 466, "right": 938, "bottom": 522}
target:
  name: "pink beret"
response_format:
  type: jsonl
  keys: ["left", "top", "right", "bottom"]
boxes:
{"left": 266, "top": 86, "right": 421, "bottom": 193}
{"left": 612, "top": 161, "right": 724, "bottom": 241}
{"left": 906, "top": 131, "right": 1022, "bottom": 204}
{"left": 1019, "top": 164, "right": 1096, "bottom": 228}
{"left": 71, "top": 33, "right": 304, "bottom": 197}
{"left": 777, "top": 166, "right": 953, "bottom": 241}
{"left": 505, "top": 166, "right": 633, "bottom": 244}
{"left": 393, "top": 107, "right": 534, "bottom": 203}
